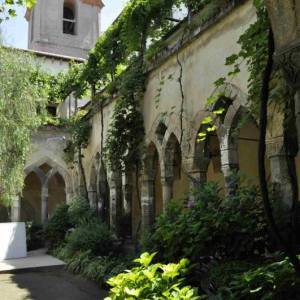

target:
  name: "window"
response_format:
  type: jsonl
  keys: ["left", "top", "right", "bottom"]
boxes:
{"left": 47, "top": 104, "right": 57, "bottom": 117}
{"left": 63, "top": 2, "right": 76, "bottom": 35}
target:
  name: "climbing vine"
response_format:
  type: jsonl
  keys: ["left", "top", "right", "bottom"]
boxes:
{"left": 199, "top": 0, "right": 291, "bottom": 140}
{"left": 196, "top": 0, "right": 300, "bottom": 272}
{"left": 53, "top": 0, "right": 236, "bottom": 171}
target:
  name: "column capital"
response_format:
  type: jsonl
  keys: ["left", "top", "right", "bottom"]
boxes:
{"left": 275, "top": 40, "right": 300, "bottom": 89}
{"left": 266, "top": 136, "right": 286, "bottom": 158}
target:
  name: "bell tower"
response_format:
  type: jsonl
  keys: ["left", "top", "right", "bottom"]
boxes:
{"left": 26, "top": 0, "right": 104, "bottom": 58}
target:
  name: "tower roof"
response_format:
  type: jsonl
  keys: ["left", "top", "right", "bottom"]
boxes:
{"left": 81, "top": 0, "right": 104, "bottom": 8}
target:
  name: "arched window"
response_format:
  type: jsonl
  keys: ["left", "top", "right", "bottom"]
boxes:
{"left": 63, "top": 2, "right": 76, "bottom": 35}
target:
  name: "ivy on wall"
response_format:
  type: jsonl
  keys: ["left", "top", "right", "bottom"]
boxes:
{"left": 199, "top": 0, "right": 292, "bottom": 141}
{"left": 52, "top": 0, "right": 236, "bottom": 170}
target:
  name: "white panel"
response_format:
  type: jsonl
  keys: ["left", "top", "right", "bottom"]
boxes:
{"left": 0, "top": 222, "right": 27, "bottom": 260}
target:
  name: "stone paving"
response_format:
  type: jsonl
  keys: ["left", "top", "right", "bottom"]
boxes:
{"left": 0, "top": 249, "right": 64, "bottom": 273}
{"left": 0, "top": 249, "right": 107, "bottom": 300}
{"left": 0, "top": 269, "right": 107, "bottom": 300}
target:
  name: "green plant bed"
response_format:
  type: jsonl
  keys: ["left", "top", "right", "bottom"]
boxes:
{"left": 105, "top": 252, "right": 200, "bottom": 300}
{"left": 210, "top": 256, "right": 300, "bottom": 300}
{"left": 45, "top": 203, "right": 71, "bottom": 249}
{"left": 64, "top": 220, "right": 114, "bottom": 257}
{"left": 143, "top": 182, "right": 268, "bottom": 264}
{"left": 53, "top": 247, "right": 133, "bottom": 288}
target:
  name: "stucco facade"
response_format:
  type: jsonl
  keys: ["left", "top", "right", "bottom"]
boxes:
{"left": 11, "top": 1, "right": 298, "bottom": 240}
{"left": 26, "top": 0, "right": 103, "bottom": 59}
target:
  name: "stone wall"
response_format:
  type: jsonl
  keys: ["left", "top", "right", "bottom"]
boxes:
{"left": 20, "top": 1, "right": 297, "bottom": 239}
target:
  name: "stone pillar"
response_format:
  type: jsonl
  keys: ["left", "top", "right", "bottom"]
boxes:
{"left": 220, "top": 136, "right": 239, "bottom": 195}
{"left": 294, "top": 91, "right": 300, "bottom": 151}
{"left": 161, "top": 177, "right": 173, "bottom": 210}
{"left": 186, "top": 170, "right": 201, "bottom": 205}
{"left": 122, "top": 169, "right": 133, "bottom": 238}
{"left": 41, "top": 183, "right": 48, "bottom": 225}
{"left": 267, "top": 137, "right": 294, "bottom": 208}
{"left": 88, "top": 189, "right": 97, "bottom": 210}
{"left": 186, "top": 156, "right": 210, "bottom": 203}
{"left": 141, "top": 174, "right": 155, "bottom": 232}
{"left": 11, "top": 195, "right": 21, "bottom": 222}
{"left": 108, "top": 172, "right": 118, "bottom": 232}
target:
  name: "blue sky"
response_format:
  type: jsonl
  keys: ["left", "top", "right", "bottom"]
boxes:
{"left": 0, "top": 0, "right": 127, "bottom": 49}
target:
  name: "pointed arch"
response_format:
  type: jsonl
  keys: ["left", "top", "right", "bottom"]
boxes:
{"left": 23, "top": 156, "right": 72, "bottom": 223}
{"left": 21, "top": 171, "right": 42, "bottom": 223}
{"left": 162, "top": 133, "right": 189, "bottom": 202}
{"left": 24, "top": 156, "right": 71, "bottom": 196}
{"left": 143, "top": 142, "right": 163, "bottom": 224}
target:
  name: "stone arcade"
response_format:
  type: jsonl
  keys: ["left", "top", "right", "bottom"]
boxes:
{"left": 4, "top": 0, "right": 300, "bottom": 240}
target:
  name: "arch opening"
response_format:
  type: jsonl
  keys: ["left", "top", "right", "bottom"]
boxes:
{"left": 205, "top": 133, "right": 224, "bottom": 187}
{"left": 21, "top": 171, "right": 42, "bottom": 223}
{"left": 165, "top": 134, "right": 189, "bottom": 201}
{"left": 155, "top": 122, "right": 167, "bottom": 144}
{"left": 146, "top": 143, "right": 163, "bottom": 218}
{"left": 48, "top": 172, "right": 66, "bottom": 218}
{"left": 230, "top": 109, "right": 270, "bottom": 184}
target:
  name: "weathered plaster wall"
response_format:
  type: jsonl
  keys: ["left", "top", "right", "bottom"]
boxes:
{"left": 22, "top": 1, "right": 295, "bottom": 235}
{"left": 76, "top": 1, "right": 262, "bottom": 236}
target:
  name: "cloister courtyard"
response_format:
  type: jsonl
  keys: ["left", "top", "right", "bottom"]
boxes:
{"left": 1, "top": 0, "right": 300, "bottom": 299}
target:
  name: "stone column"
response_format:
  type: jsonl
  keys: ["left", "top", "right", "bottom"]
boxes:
{"left": 267, "top": 137, "right": 294, "bottom": 208}
{"left": 88, "top": 189, "right": 97, "bottom": 210}
{"left": 108, "top": 172, "right": 118, "bottom": 232}
{"left": 122, "top": 169, "right": 133, "bottom": 238}
{"left": 141, "top": 174, "right": 155, "bottom": 232}
{"left": 294, "top": 91, "right": 300, "bottom": 151}
{"left": 161, "top": 177, "right": 173, "bottom": 210}
{"left": 41, "top": 183, "right": 49, "bottom": 225}
{"left": 186, "top": 156, "right": 210, "bottom": 204}
{"left": 220, "top": 135, "right": 239, "bottom": 195}
{"left": 11, "top": 195, "right": 21, "bottom": 222}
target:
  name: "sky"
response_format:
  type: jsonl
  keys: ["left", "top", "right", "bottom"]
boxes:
{"left": 0, "top": 0, "right": 127, "bottom": 49}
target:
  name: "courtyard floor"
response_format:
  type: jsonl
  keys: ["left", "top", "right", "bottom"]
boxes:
{"left": 0, "top": 269, "right": 108, "bottom": 300}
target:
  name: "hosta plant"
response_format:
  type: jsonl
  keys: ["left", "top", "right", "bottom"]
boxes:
{"left": 105, "top": 252, "right": 200, "bottom": 300}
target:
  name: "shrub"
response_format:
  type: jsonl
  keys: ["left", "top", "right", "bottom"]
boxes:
{"left": 82, "top": 255, "right": 133, "bottom": 287}
{"left": 53, "top": 247, "right": 132, "bottom": 287}
{"left": 26, "top": 222, "right": 44, "bottom": 251}
{"left": 105, "top": 252, "right": 200, "bottom": 300}
{"left": 64, "top": 220, "right": 114, "bottom": 256}
{"left": 45, "top": 203, "right": 70, "bottom": 248}
{"left": 215, "top": 256, "right": 300, "bottom": 299}
{"left": 143, "top": 182, "right": 268, "bottom": 263}
{"left": 68, "top": 196, "right": 94, "bottom": 226}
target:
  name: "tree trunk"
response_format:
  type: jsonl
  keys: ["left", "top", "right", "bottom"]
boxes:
{"left": 258, "top": 27, "right": 300, "bottom": 274}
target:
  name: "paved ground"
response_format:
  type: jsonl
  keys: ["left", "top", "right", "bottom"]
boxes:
{"left": 0, "top": 249, "right": 65, "bottom": 273}
{"left": 0, "top": 269, "right": 108, "bottom": 300}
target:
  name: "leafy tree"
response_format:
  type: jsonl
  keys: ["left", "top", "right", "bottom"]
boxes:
{"left": 0, "top": 0, "right": 35, "bottom": 22}
{"left": 0, "top": 47, "right": 46, "bottom": 206}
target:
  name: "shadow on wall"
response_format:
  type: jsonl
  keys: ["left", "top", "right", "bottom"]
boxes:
{"left": 0, "top": 203, "right": 9, "bottom": 222}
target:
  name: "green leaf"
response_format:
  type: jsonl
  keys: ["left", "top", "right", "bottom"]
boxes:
{"left": 213, "top": 108, "right": 225, "bottom": 115}
{"left": 201, "top": 116, "right": 213, "bottom": 125}
{"left": 207, "top": 125, "right": 217, "bottom": 132}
